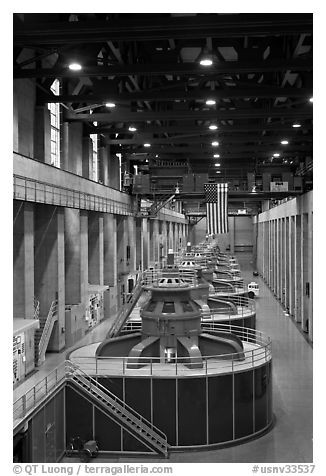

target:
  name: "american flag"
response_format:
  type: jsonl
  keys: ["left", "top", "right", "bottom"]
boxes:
{"left": 204, "top": 183, "right": 229, "bottom": 234}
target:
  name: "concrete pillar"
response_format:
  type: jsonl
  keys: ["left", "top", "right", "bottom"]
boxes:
{"left": 141, "top": 218, "right": 150, "bottom": 270}
{"left": 153, "top": 219, "right": 160, "bottom": 264}
{"left": 64, "top": 209, "right": 81, "bottom": 305}
{"left": 88, "top": 212, "right": 102, "bottom": 285}
{"left": 285, "top": 217, "right": 290, "bottom": 310}
{"left": 99, "top": 146, "right": 109, "bottom": 185}
{"left": 127, "top": 216, "right": 137, "bottom": 271}
{"left": 307, "top": 212, "right": 313, "bottom": 341}
{"left": 301, "top": 213, "right": 309, "bottom": 332}
{"left": 82, "top": 137, "right": 92, "bottom": 179}
{"left": 34, "top": 204, "right": 65, "bottom": 351}
{"left": 289, "top": 216, "right": 296, "bottom": 316}
{"left": 104, "top": 214, "right": 117, "bottom": 286}
{"left": 229, "top": 216, "right": 235, "bottom": 254}
{"left": 62, "top": 122, "right": 83, "bottom": 175}
{"left": 34, "top": 106, "right": 51, "bottom": 163}
{"left": 108, "top": 151, "right": 120, "bottom": 189}
{"left": 135, "top": 218, "right": 142, "bottom": 270}
{"left": 13, "top": 201, "right": 34, "bottom": 318}
{"left": 80, "top": 211, "right": 89, "bottom": 305}
{"left": 161, "top": 220, "right": 168, "bottom": 264}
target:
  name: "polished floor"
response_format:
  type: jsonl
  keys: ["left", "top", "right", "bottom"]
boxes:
{"left": 16, "top": 252, "right": 313, "bottom": 463}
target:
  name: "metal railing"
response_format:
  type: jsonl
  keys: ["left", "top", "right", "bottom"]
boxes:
{"left": 13, "top": 174, "right": 134, "bottom": 216}
{"left": 13, "top": 362, "right": 66, "bottom": 425}
{"left": 70, "top": 323, "right": 272, "bottom": 377}
{"left": 38, "top": 300, "right": 58, "bottom": 363}
{"left": 141, "top": 268, "right": 198, "bottom": 288}
{"left": 107, "top": 276, "right": 144, "bottom": 338}
{"left": 66, "top": 361, "right": 169, "bottom": 456}
{"left": 33, "top": 296, "right": 40, "bottom": 321}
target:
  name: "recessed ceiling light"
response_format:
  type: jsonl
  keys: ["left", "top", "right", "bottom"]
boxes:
{"left": 211, "top": 141, "right": 219, "bottom": 146}
{"left": 93, "top": 121, "right": 97, "bottom": 127}
{"left": 292, "top": 123, "right": 301, "bottom": 128}
{"left": 144, "top": 143, "right": 151, "bottom": 147}
{"left": 309, "top": 97, "right": 313, "bottom": 103}
{"left": 273, "top": 153, "right": 280, "bottom": 157}
{"left": 145, "top": 159, "right": 149, "bottom": 163}
{"left": 206, "top": 99, "right": 216, "bottom": 105}
{"left": 209, "top": 124, "right": 218, "bottom": 130}
{"left": 215, "top": 163, "right": 221, "bottom": 167}
{"left": 128, "top": 126, "right": 137, "bottom": 132}
{"left": 216, "top": 171, "right": 221, "bottom": 173}
{"left": 200, "top": 58, "right": 213, "bottom": 66}
{"left": 213, "top": 154, "right": 220, "bottom": 158}
{"left": 68, "top": 63, "right": 82, "bottom": 71}
{"left": 281, "top": 140, "right": 289, "bottom": 145}
{"left": 105, "top": 102, "right": 116, "bottom": 108}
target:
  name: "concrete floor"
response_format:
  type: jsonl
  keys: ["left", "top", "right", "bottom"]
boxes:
{"left": 17, "top": 252, "right": 313, "bottom": 463}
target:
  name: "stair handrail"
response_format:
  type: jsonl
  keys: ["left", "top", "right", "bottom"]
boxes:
{"left": 107, "top": 276, "right": 143, "bottom": 338}
{"left": 38, "top": 300, "right": 58, "bottom": 358}
{"left": 33, "top": 296, "right": 40, "bottom": 320}
{"left": 65, "top": 360, "right": 168, "bottom": 446}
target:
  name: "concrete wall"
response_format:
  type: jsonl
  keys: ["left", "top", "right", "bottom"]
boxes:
{"left": 254, "top": 191, "right": 313, "bottom": 342}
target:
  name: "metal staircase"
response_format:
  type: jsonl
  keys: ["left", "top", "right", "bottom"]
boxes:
{"left": 107, "top": 278, "right": 143, "bottom": 338}
{"left": 65, "top": 361, "right": 169, "bottom": 457}
{"left": 139, "top": 194, "right": 176, "bottom": 218}
{"left": 35, "top": 300, "right": 58, "bottom": 366}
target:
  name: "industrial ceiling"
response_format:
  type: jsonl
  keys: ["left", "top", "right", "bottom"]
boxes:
{"left": 13, "top": 13, "right": 313, "bottom": 183}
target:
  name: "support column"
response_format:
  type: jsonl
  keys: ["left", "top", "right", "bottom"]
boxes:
{"left": 34, "top": 205, "right": 65, "bottom": 351}
{"left": 301, "top": 213, "right": 309, "bottom": 332}
{"left": 104, "top": 214, "right": 118, "bottom": 315}
{"left": 80, "top": 211, "right": 89, "bottom": 304}
{"left": 13, "top": 201, "right": 34, "bottom": 318}
{"left": 289, "top": 216, "right": 296, "bottom": 316}
{"left": 153, "top": 219, "right": 160, "bottom": 264}
{"left": 88, "top": 212, "right": 102, "bottom": 285}
{"left": 82, "top": 137, "right": 92, "bottom": 179}
{"left": 64, "top": 209, "right": 81, "bottom": 305}
{"left": 141, "top": 218, "right": 150, "bottom": 270}
{"left": 229, "top": 216, "right": 235, "bottom": 254}
{"left": 127, "top": 216, "right": 137, "bottom": 271}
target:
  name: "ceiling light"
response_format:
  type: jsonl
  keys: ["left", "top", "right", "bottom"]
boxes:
{"left": 216, "top": 171, "right": 221, "bottom": 174}
{"left": 144, "top": 143, "right": 151, "bottom": 147}
{"left": 209, "top": 124, "right": 218, "bottom": 130}
{"left": 273, "top": 153, "right": 280, "bottom": 157}
{"left": 281, "top": 140, "right": 289, "bottom": 145}
{"left": 292, "top": 123, "right": 301, "bottom": 128}
{"left": 206, "top": 99, "right": 216, "bottom": 105}
{"left": 68, "top": 62, "right": 82, "bottom": 71}
{"left": 211, "top": 141, "right": 219, "bottom": 146}
{"left": 213, "top": 154, "right": 220, "bottom": 158}
{"left": 200, "top": 58, "right": 213, "bottom": 66}
{"left": 128, "top": 126, "right": 137, "bottom": 132}
{"left": 105, "top": 102, "right": 116, "bottom": 108}
{"left": 309, "top": 97, "right": 313, "bottom": 103}
{"left": 145, "top": 159, "right": 149, "bottom": 163}
{"left": 215, "top": 163, "right": 221, "bottom": 167}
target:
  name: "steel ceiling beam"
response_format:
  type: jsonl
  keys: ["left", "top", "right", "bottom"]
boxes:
{"left": 13, "top": 14, "right": 312, "bottom": 45}
{"left": 40, "top": 87, "right": 313, "bottom": 104}
{"left": 120, "top": 144, "right": 311, "bottom": 153}
{"left": 66, "top": 107, "right": 312, "bottom": 122}
{"left": 88, "top": 123, "right": 313, "bottom": 135}
{"left": 106, "top": 135, "right": 312, "bottom": 145}
{"left": 14, "top": 58, "right": 312, "bottom": 78}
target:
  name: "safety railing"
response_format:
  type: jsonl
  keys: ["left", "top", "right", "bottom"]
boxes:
{"left": 13, "top": 361, "right": 66, "bottom": 424}
{"left": 206, "top": 295, "right": 255, "bottom": 317}
{"left": 66, "top": 361, "right": 169, "bottom": 456}
{"left": 107, "top": 276, "right": 144, "bottom": 338}
{"left": 69, "top": 323, "right": 272, "bottom": 377}
{"left": 38, "top": 300, "right": 58, "bottom": 363}
{"left": 13, "top": 174, "right": 134, "bottom": 216}
{"left": 141, "top": 268, "right": 198, "bottom": 288}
